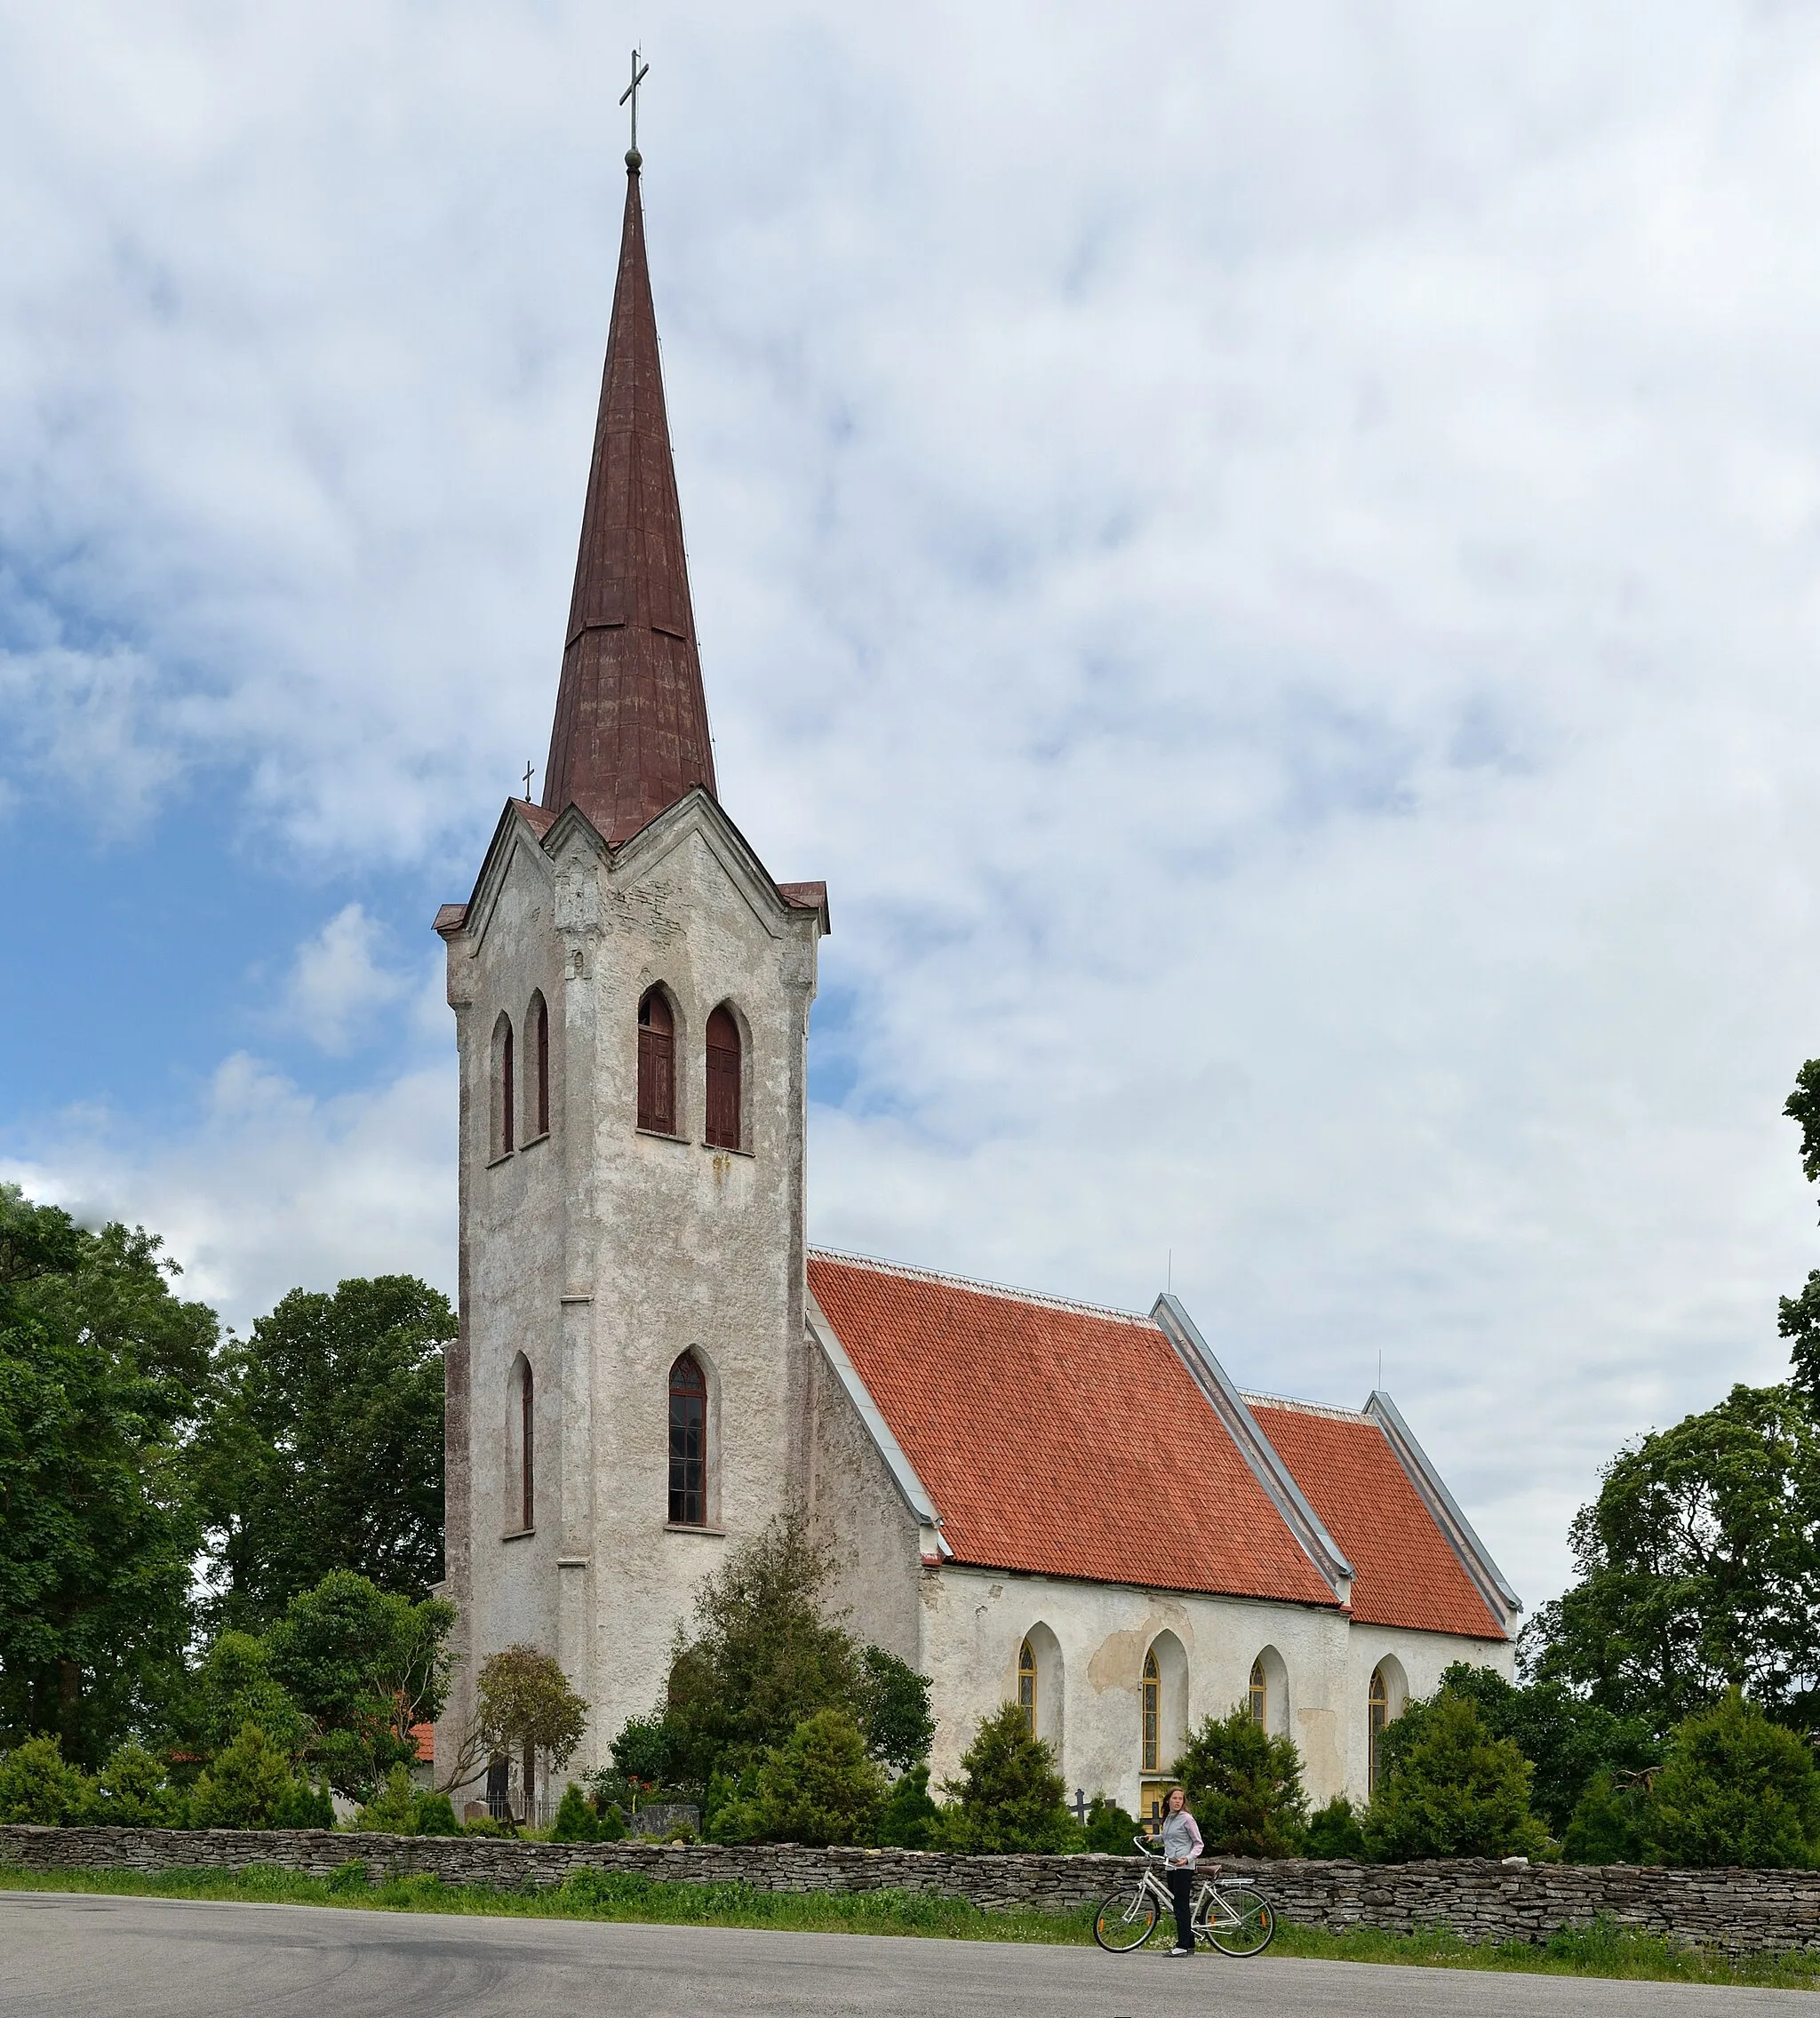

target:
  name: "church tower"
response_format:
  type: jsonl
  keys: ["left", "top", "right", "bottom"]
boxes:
{"left": 433, "top": 149, "right": 827, "bottom": 1806}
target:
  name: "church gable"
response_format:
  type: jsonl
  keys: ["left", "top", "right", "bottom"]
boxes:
{"left": 804, "top": 1252, "right": 1340, "bottom": 1609}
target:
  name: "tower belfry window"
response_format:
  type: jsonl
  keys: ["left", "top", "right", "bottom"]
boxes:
{"left": 705, "top": 1004, "right": 741, "bottom": 1150}
{"left": 668, "top": 1351, "right": 707, "bottom": 1526}
{"left": 638, "top": 987, "right": 675, "bottom": 1134}
{"left": 531, "top": 993, "right": 550, "bottom": 1137}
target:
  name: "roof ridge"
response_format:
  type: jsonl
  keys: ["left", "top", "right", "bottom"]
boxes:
{"left": 1242, "top": 1390, "right": 1371, "bottom": 1424}
{"left": 807, "top": 1247, "right": 1156, "bottom": 1328}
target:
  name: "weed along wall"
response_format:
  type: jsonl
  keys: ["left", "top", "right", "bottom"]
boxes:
{"left": 7, "top": 1828, "right": 1820, "bottom": 1952}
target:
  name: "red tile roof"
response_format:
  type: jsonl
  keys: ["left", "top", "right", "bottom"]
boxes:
{"left": 1248, "top": 1399, "right": 1505, "bottom": 1640}
{"left": 410, "top": 1720, "right": 435, "bottom": 1764}
{"left": 806, "top": 1253, "right": 1338, "bottom": 1607}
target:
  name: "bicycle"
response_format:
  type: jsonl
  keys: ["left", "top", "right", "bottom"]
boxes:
{"left": 1090, "top": 1837, "right": 1276, "bottom": 1956}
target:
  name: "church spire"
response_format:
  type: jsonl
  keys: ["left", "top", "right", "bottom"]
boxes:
{"left": 542, "top": 152, "right": 716, "bottom": 844}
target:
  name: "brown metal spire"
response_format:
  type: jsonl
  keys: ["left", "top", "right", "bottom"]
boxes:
{"left": 542, "top": 159, "right": 716, "bottom": 843}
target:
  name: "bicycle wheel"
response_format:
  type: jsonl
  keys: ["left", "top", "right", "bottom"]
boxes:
{"left": 1092, "top": 1885, "right": 1163, "bottom": 1952}
{"left": 1203, "top": 1886, "right": 1275, "bottom": 1957}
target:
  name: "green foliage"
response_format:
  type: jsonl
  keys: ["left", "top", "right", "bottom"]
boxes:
{"left": 0, "top": 1734, "right": 90, "bottom": 1823}
{"left": 1639, "top": 1688, "right": 1820, "bottom": 1869}
{"left": 1305, "top": 1793, "right": 1368, "bottom": 1860}
{"left": 1562, "top": 1772, "right": 1642, "bottom": 1865}
{"left": 1082, "top": 1795, "right": 1141, "bottom": 1855}
{"left": 352, "top": 1764, "right": 420, "bottom": 1834}
{"left": 551, "top": 1782, "right": 598, "bottom": 1842}
{"left": 710, "top": 1710, "right": 885, "bottom": 1847}
{"left": 271, "top": 1776, "right": 336, "bottom": 1830}
{"left": 1172, "top": 1703, "right": 1310, "bottom": 1857}
{"left": 265, "top": 1570, "right": 455, "bottom": 1796}
{"left": 873, "top": 1762, "right": 940, "bottom": 1849}
{"left": 195, "top": 1631, "right": 306, "bottom": 1758}
{"left": 853, "top": 1647, "right": 936, "bottom": 1774}
{"left": 473, "top": 1645, "right": 588, "bottom": 1781}
{"left": 91, "top": 1740, "right": 188, "bottom": 1828}
{"left": 0, "top": 1186, "right": 218, "bottom": 1763}
{"left": 934, "top": 1703, "right": 1082, "bottom": 1854}
{"left": 190, "top": 1723, "right": 298, "bottom": 1830}
{"left": 412, "top": 1790, "right": 459, "bottom": 1836}
{"left": 594, "top": 1799, "right": 626, "bottom": 1842}
{"left": 192, "top": 1276, "right": 450, "bottom": 1629}
{"left": 1365, "top": 1690, "right": 1551, "bottom": 1862}
{"left": 607, "top": 1715, "right": 674, "bottom": 1792}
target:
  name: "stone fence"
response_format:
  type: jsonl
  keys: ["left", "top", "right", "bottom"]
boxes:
{"left": 5, "top": 1826, "right": 1820, "bottom": 1952}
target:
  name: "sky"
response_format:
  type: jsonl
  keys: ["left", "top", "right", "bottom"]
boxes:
{"left": 4, "top": 1, "right": 1820, "bottom": 1618}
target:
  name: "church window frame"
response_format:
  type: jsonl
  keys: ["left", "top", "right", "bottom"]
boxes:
{"left": 667, "top": 1349, "right": 709, "bottom": 1527}
{"left": 491, "top": 1012, "right": 515, "bottom": 1160}
{"left": 1249, "top": 1658, "right": 1267, "bottom": 1729}
{"left": 505, "top": 1352, "right": 534, "bottom": 1536}
{"left": 529, "top": 990, "right": 550, "bottom": 1139}
{"left": 1141, "top": 1649, "right": 1160, "bottom": 1774}
{"left": 1369, "top": 1665, "right": 1389, "bottom": 1791}
{"left": 704, "top": 1001, "right": 744, "bottom": 1152}
{"left": 1018, "top": 1639, "right": 1037, "bottom": 1737}
{"left": 637, "top": 985, "right": 678, "bottom": 1136}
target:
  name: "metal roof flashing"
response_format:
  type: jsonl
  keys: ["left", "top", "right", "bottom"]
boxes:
{"left": 1366, "top": 1390, "right": 1521, "bottom": 1629}
{"left": 806, "top": 1292, "right": 946, "bottom": 1541}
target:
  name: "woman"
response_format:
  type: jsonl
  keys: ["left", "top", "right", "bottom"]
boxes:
{"left": 1159, "top": 1784, "right": 1203, "bottom": 1956}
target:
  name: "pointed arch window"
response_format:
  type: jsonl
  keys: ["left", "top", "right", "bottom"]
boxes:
{"left": 1249, "top": 1658, "right": 1267, "bottom": 1729}
{"left": 1141, "top": 1649, "right": 1160, "bottom": 1773}
{"left": 1369, "top": 1665, "right": 1390, "bottom": 1791}
{"left": 491, "top": 1013, "right": 515, "bottom": 1158}
{"left": 1018, "top": 1639, "right": 1037, "bottom": 1737}
{"left": 705, "top": 1004, "right": 742, "bottom": 1151}
{"left": 638, "top": 987, "right": 675, "bottom": 1134}
{"left": 531, "top": 992, "right": 550, "bottom": 1137}
{"left": 667, "top": 1351, "right": 707, "bottom": 1526}
{"left": 506, "top": 1354, "right": 533, "bottom": 1535}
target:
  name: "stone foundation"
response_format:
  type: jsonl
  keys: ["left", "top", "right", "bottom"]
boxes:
{"left": 4, "top": 1828, "right": 1818, "bottom": 1952}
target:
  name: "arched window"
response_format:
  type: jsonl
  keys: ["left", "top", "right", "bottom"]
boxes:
{"left": 668, "top": 1351, "right": 707, "bottom": 1525}
{"left": 1249, "top": 1658, "right": 1267, "bottom": 1728}
{"left": 1369, "top": 1665, "right": 1389, "bottom": 1791}
{"left": 506, "top": 1354, "right": 533, "bottom": 1534}
{"left": 705, "top": 1004, "right": 742, "bottom": 1150}
{"left": 1018, "top": 1639, "right": 1037, "bottom": 1737}
{"left": 1141, "top": 1648, "right": 1160, "bottom": 1774}
{"left": 637, "top": 987, "right": 675, "bottom": 1134}
{"left": 531, "top": 992, "right": 550, "bottom": 1138}
{"left": 491, "top": 1013, "right": 515, "bottom": 1158}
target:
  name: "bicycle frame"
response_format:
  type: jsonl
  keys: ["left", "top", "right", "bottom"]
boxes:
{"left": 1124, "top": 1841, "right": 1249, "bottom": 1939}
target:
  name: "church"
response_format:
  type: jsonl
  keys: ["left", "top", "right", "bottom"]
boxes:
{"left": 431, "top": 144, "right": 1519, "bottom": 1826}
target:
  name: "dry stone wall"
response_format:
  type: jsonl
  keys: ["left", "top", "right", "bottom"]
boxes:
{"left": 5, "top": 1827, "right": 1820, "bottom": 1952}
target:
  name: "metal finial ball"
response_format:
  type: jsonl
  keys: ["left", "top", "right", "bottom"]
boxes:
{"left": 626, "top": 147, "right": 643, "bottom": 171}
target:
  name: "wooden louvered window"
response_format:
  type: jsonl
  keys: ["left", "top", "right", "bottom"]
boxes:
{"left": 668, "top": 1351, "right": 707, "bottom": 1526}
{"left": 1141, "top": 1649, "right": 1160, "bottom": 1773}
{"left": 637, "top": 987, "right": 675, "bottom": 1134}
{"left": 1018, "top": 1639, "right": 1037, "bottom": 1737}
{"left": 1249, "top": 1658, "right": 1267, "bottom": 1729}
{"left": 532, "top": 993, "right": 550, "bottom": 1137}
{"left": 705, "top": 1004, "right": 742, "bottom": 1150}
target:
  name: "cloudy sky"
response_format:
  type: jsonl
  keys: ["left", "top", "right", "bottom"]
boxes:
{"left": 5, "top": 1, "right": 1820, "bottom": 1613}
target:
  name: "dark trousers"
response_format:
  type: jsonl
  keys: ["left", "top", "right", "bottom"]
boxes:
{"left": 1169, "top": 1867, "right": 1195, "bottom": 1950}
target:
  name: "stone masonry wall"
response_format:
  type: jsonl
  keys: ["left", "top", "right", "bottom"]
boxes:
{"left": 6, "top": 1827, "right": 1820, "bottom": 1952}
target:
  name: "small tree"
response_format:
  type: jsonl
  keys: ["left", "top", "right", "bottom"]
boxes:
{"left": 854, "top": 1647, "right": 935, "bottom": 1772}
{"left": 1562, "top": 1771, "right": 1641, "bottom": 1865}
{"left": 0, "top": 1735, "right": 89, "bottom": 1824}
{"left": 92, "top": 1740, "right": 188, "bottom": 1828}
{"left": 195, "top": 1631, "right": 307, "bottom": 1758}
{"left": 1640, "top": 1690, "right": 1820, "bottom": 1869}
{"left": 716, "top": 1709, "right": 885, "bottom": 1847}
{"left": 1173, "top": 1704, "right": 1309, "bottom": 1857}
{"left": 1364, "top": 1690, "right": 1550, "bottom": 1862}
{"left": 936, "top": 1703, "right": 1082, "bottom": 1854}
{"left": 1083, "top": 1796, "right": 1142, "bottom": 1856}
{"left": 353, "top": 1764, "right": 420, "bottom": 1833}
{"left": 1305, "top": 1794, "right": 1368, "bottom": 1861}
{"left": 190, "top": 1723, "right": 296, "bottom": 1830}
{"left": 464, "top": 1645, "right": 587, "bottom": 1814}
{"left": 874, "top": 1762, "right": 940, "bottom": 1849}
{"left": 551, "top": 1782, "right": 599, "bottom": 1842}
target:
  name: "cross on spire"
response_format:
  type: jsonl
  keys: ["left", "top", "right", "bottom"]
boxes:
{"left": 619, "top": 49, "right": 651, "bottom": 168}
{"left": 523, "top": 760, "right": 536, "bottom": 801}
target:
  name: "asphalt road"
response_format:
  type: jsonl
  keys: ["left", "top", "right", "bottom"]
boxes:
{"left": 1, "top": 1891, "right": 1810, "bottom": 2016}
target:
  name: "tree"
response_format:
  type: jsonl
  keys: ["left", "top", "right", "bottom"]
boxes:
{"left": 1364, "top": 1690, "right": 1550, "bottom": 1862}
{"left": 0, "top": 1735, "right": 89, "bottom": 1824}
{"left": 551, "top": 1782, "right": 599, "bottom": 1842}
{"left": 854, "top": 1646, "right": 936, "bottom": 1773}
{"left": 451, "top": 1645, "right": 587, "bottom": 1807}
{"left": 193, "top": 1276, "right": 450, "bottom": 1628}
{"left": 1640, "top": 1689, "right": 1820, "bottom": 1869}
{"left": 935, "top": 1703, "right": 1082, "bottom": 1854}
{"left": 0, "top": 1187, "right": 217, "bottom": 1762}
{"left": 189, "top": 1723, "right": 297, "bottom": 1830}
{"left": 1305, "top": 1794, "right": 1368, "bottom": 1860}
{"left": 194, "top": 1630, "right": 307, "bottom": 1757}
{"left": 713, "top": 1710, "right": 885, "bottom": 1847}
{"left": 1561, "top": 1772, "right": 1641, "bottom": 1865}
{"left": 1082, "top": 1796, "right": 1142, "bottom": 1856}
{"left": 264, "top": 1570, "right": 455, "bottom": 1796}
{"left": 1524, "top": 1384, "right": 1820, "bottom": 1735}
{"left": 1173, "top": 1704, "right": 1309, "bottom": 1857}
{"left": 873, "top": 1762, "right": 941, "bottom": 1849}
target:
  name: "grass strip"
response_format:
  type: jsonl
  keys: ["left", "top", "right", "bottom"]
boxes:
{"left": 3, "top": 1863, "right": 1818, "bottom": 1988}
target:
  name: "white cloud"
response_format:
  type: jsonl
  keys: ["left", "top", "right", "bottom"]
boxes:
{"left": 7, "top": 1, "right": 1820, "bottom": 1609}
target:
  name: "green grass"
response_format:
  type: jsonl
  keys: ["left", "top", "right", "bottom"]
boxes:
{"left": 4, "top": 1864, "right": 1818, "bottom": 1988}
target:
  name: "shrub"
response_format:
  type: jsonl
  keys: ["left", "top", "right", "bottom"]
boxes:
{"left": 352, "top": 1764, "right": 419, "bottom": 1834}
{"left": 551, "top": 1782, "right": 598, "bottom": 1842}
{"left": 326, "top": 1859, "right": 369, "bottom": 1892}
{"left": 190, "top": 1724, "right": 297, "bottom": 1830}
{"left": 92, "top": 1741, "right": 188, "bottom": 1828}
{"left": 0, "top": 1735, "right": 90, "bottom": 1824}
{"left": 1173, "top": 1704, "right": 1309, "bottom": 1858}
{"left": 873, "top": 1762, "right": 941, "bottom": 1849}
{"left": 1305, "top": 1793, "right": 1368, "bottom": 1861}
{"left": 595, "top": 1799, "right": 627, "bottom": 1842}
{"left": 1364, "top": 1691, "right": 1550, "bottom": 1862}
{"left": 1082, "top": 1796, "right": 1142, "bottom": 1855}
{"left": 1562, "top": 1771, "right": 1641, "bottom": 1865}
{"left": 607, "top": 1715, "right": 674, "bottom": 1796}
{"left": 934, "top": 1703, "right": 1082, "bottom": 1854}
{"left": 1640, "top": 1691, "right": 1820, "bottom": 1870}
{"left": 714, "top": 1710, "right": 884, "bottom": 1847}
{"left": 853, "top": 1647, "right": 936, "bottom": 1772}
{"left": 412, "top": 1790, "right": 460, "bottom": 1836}
{"left": 462, "top": 1814, "right": 515, "bottom": 1838}
{"left": 195, "top": 1631, "right": 307, "bottom": 1758}
{"left": 271, "top": 1776, "right": 335, "bottom": 1830}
